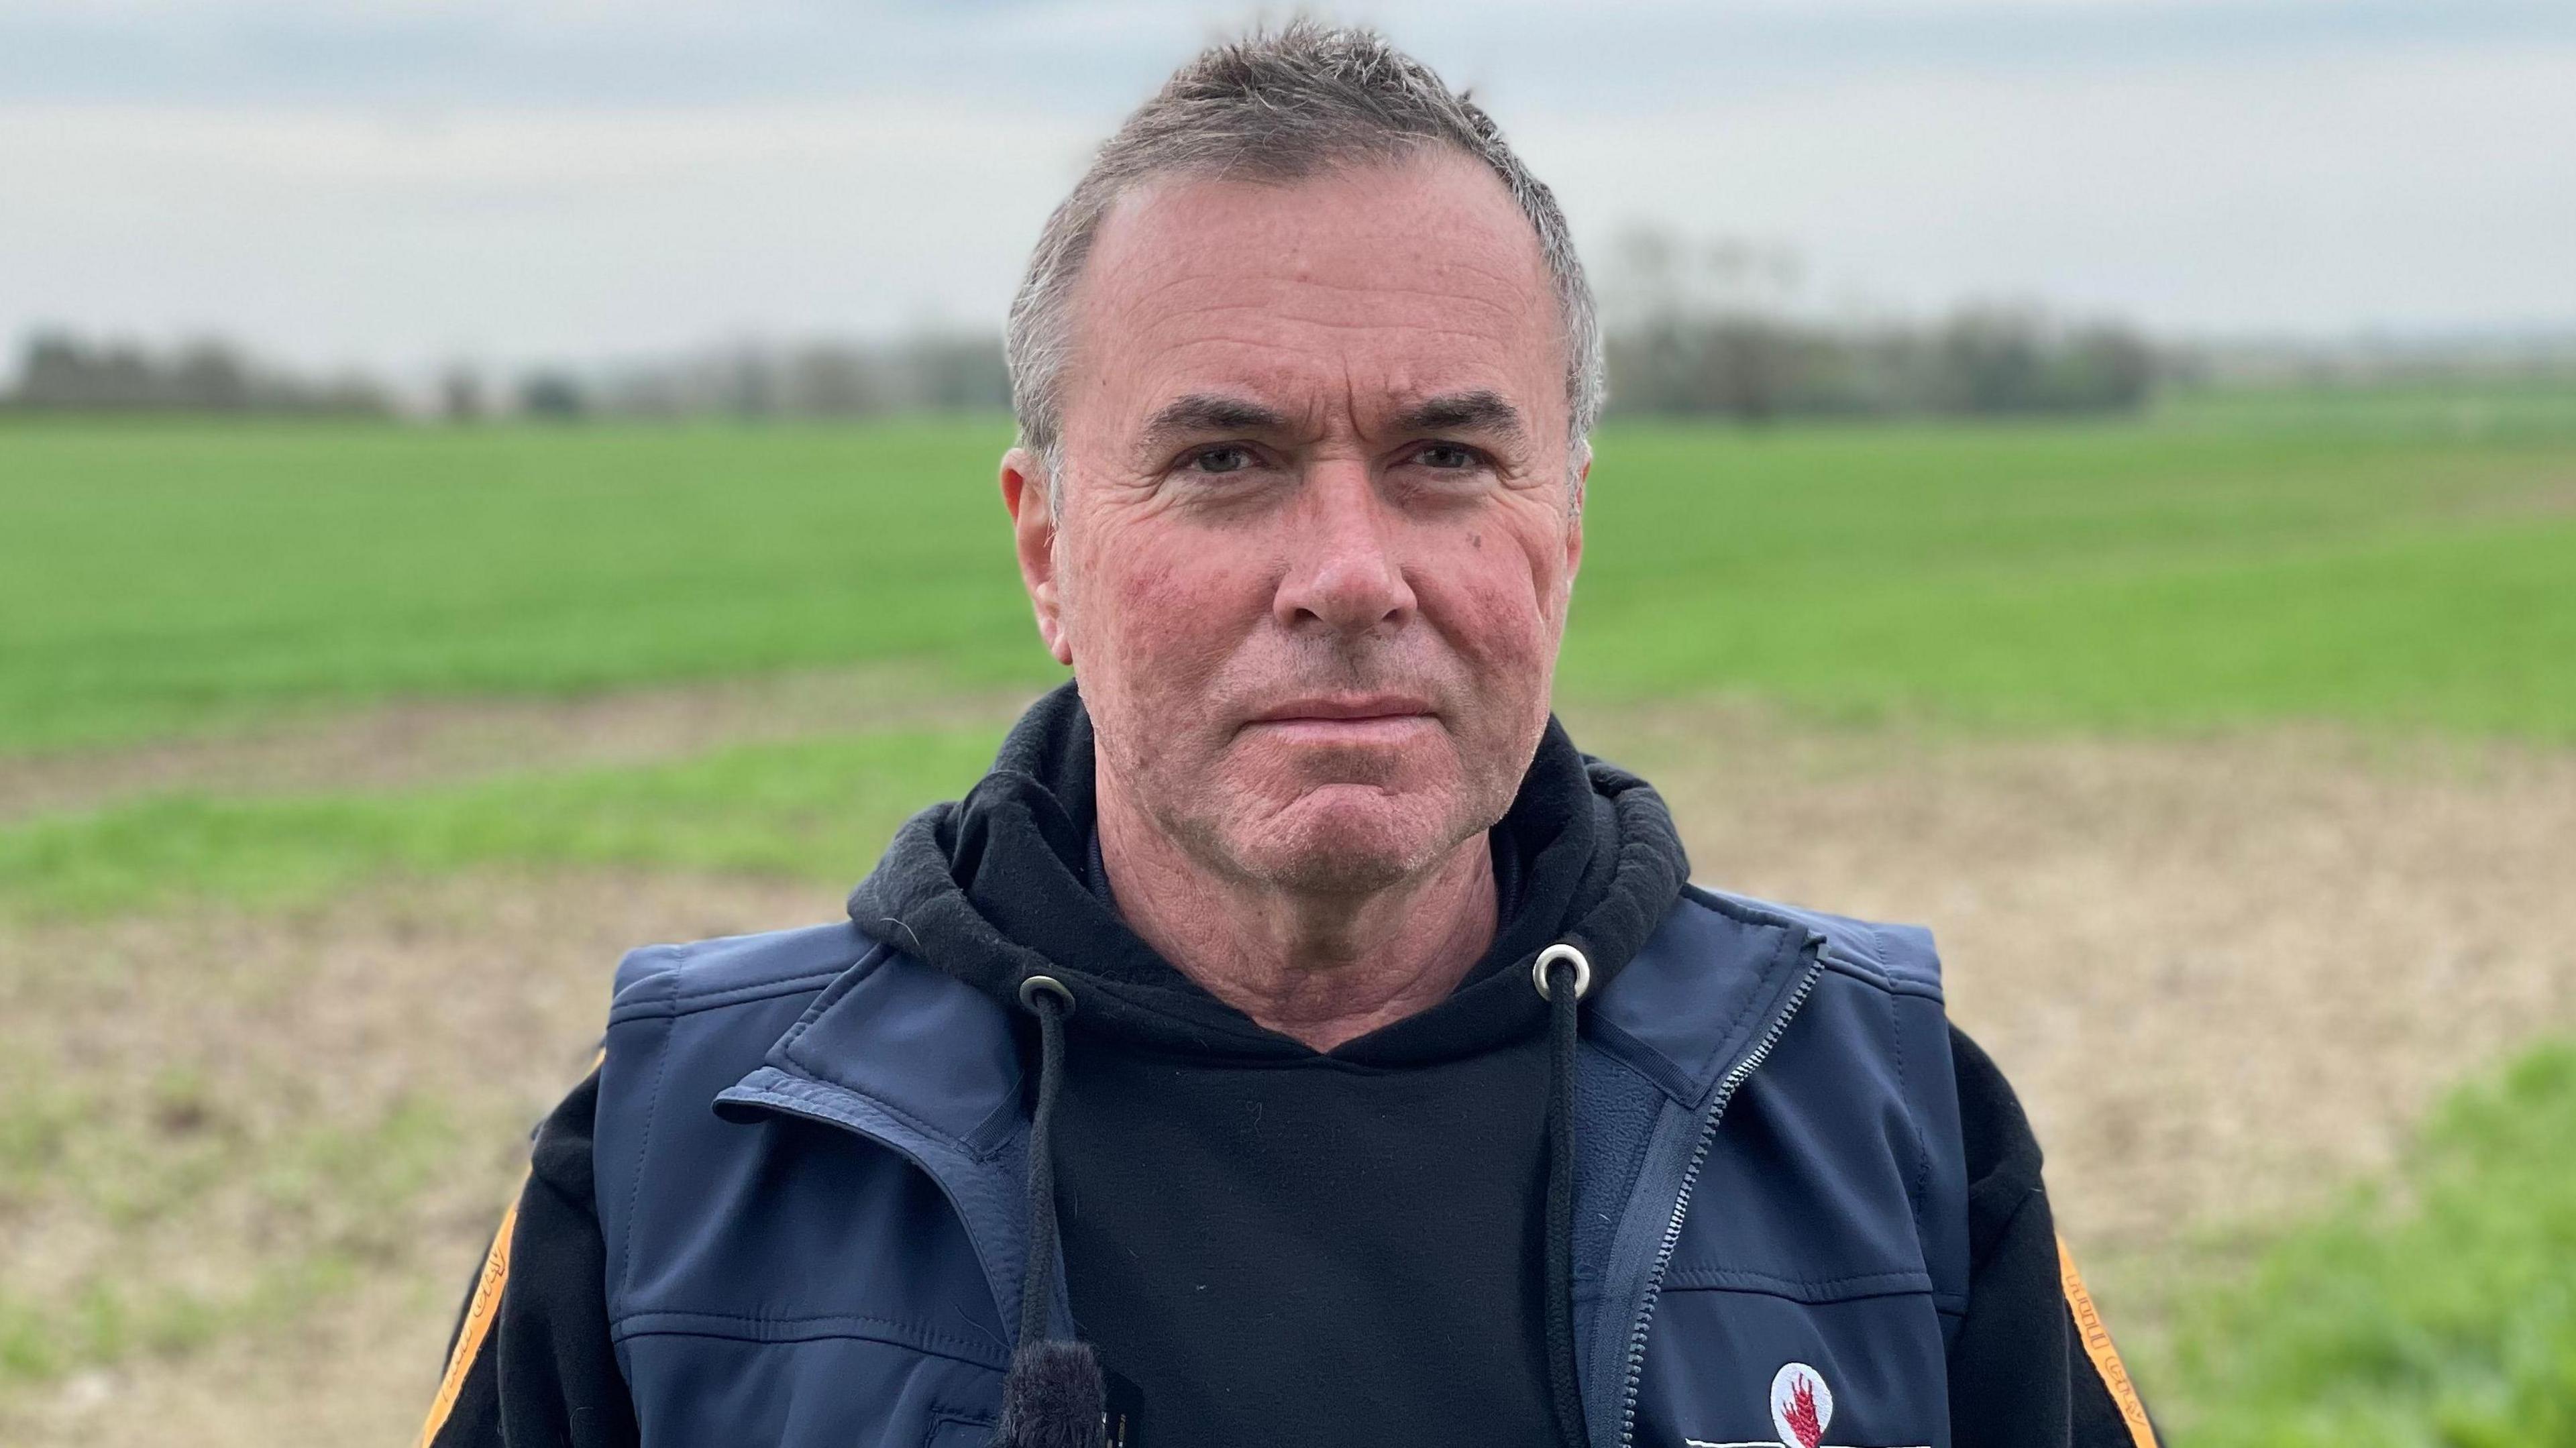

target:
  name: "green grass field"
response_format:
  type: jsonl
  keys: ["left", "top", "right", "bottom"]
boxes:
{"left": 0, "top": 728, "right": 1002, "bottom": 917}
{"left": 3, "top": 386, "right": 2573, "bottom": 1443}
{"left": 5, "top": 390, "right": 2573, "bottom": 756}
{"left": 2153, "top": 1044, "right": 2576, "bottom": 1447}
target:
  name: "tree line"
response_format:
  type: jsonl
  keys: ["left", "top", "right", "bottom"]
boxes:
{"left": 1607, "top": 307, "right": 2156, "bottom": 421}
{"left": 0, "top": 316, "right": 2155, "bottom": 424}
{"left": 483, "top": 335, "right": 1011, "bottom": 422}
{"left": 1595, "top": 230, "right": 2153, "bottom": 421}
{"left": 1, "top": 333, "right": 392, "bottom": 416}
{"left": 6, "top": 235, "right": 2172, "bottom": 422}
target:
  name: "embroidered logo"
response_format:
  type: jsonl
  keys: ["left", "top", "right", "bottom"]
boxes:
{"left": 1771, "top": 1363, "right": 1832, "bottom": 1448}
{"left": 1682, "top": 1361, "right": 1926, "bottom": 1448}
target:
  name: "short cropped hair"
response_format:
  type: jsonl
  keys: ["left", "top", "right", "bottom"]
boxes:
{"left": 1006, "top": 21, "right": 1602, "bottom": 490}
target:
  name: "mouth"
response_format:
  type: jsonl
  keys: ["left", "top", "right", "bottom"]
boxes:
{"left": 1242, "top": 695, "right": 1439, "bottom": 740}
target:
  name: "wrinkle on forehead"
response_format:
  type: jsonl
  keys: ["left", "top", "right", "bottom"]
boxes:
{"left": 1062, "top": 151, "right": 1568, "bottom": 457}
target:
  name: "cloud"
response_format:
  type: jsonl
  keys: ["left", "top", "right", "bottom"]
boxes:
{"left": 0, "top": 99, "right": 1097, "bottom": 369}
{"left": 3, "top": 1, "right": 2565, "bottom": 107}
{"left": 2, "top": 1, "right": 2569, "bottom": 368}
{"left": 1515, "top": 44, "right": 2576, "bottom": 335}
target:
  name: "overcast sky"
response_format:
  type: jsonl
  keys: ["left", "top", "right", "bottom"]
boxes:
{"left": 5, "top": 0, "right": 2571, "bottom": 376}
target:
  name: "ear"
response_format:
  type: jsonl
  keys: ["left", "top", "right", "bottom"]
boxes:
{"left": 1001, "top": 447, "right": 1075, "bottom": 667}
{"left": 1562, "top": 443, "right": 1589, "bottom": 592}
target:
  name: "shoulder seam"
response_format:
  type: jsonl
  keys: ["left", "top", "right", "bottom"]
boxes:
{"left": 612, "top": 970, "right": 678, "bottom": 1309}
{"left": 1682, "top": 884, "right": 1945, "bottom": 998}
{"left": 608, "top": 968, "right": 850, "bottom": 1022}
{"left": 610, "top": 926, "right": 873, "bottom": 1015}
{"left": 1816, "top": 954, "right": 1945, "bottom": 1001}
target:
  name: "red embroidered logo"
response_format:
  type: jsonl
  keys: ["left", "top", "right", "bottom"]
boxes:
{"left": 1770, "top": 1363, "right": 1833, "bottom": 1448}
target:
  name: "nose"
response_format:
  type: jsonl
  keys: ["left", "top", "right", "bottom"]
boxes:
{"left": 1272, "top": 461, "right": 1416, "bottom": 638}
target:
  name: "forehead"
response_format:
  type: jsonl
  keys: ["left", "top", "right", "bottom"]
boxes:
{"left": 1067, "top": 150, "right": 1564, "bottom": 436}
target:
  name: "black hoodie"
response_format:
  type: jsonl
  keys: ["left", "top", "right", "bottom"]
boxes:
{"left": 849, "top": 684, "right": 1690, "bottom": 1447}
{"left": 425, "top": 686, "right": 2157, "bottom": 1448}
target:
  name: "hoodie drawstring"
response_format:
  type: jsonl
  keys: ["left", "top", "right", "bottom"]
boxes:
{"left": 998, "top": 973, "right": 1110, "bottom": 1448}
{"left": 1016, "top": 974, "right": 1075, "bottom": 1349}
{"left": 1535, "top": 942, "right": 1594, "bottom": 1448}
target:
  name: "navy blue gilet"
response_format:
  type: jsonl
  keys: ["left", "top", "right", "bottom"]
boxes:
{"left": 592, "top": 883, "right": 1969, "bottom": 1447}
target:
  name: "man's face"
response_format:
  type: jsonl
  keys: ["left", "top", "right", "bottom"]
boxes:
{"left": 1005, "top": 150, "right": 1585, "bottom": 894}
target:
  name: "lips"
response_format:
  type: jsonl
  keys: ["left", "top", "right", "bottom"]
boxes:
{"left": 1245, "top": 695, "right": 1436, "bottom": 725}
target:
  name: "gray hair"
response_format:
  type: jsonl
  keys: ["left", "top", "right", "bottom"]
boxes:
{"left": 1005, "top": 21, "right": 1603, "bottom": 503}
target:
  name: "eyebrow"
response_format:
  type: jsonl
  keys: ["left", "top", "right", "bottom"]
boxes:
{"left": 1391, "top": 390, "right": 1527, "bottom": 446}
{"left": 1135, "top": 388, "right": 1530, "bottom": 455}
{"left": 1138, "top": 394, "right": 1293, "bottom": 452}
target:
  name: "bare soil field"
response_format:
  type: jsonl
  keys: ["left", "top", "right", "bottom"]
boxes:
{"left": 0, "top": 872, "right": 833, "bottom": 1447}
{"left": 4, "top": 703, "right": 2571, "bottom": 1445}
{"left": 1597, "top": 707, "right": 2576, "bottom": 1257}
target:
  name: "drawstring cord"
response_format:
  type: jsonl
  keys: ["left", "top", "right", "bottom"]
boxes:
{"left": 1536, "top": 942, "right": 1594, "bottom": 1448}
{"left": 1016, "top": 974, "right": 1075, "bottom": 1350}
{"left": 998, "top": 973, "right": 1108, "bottom": 1448}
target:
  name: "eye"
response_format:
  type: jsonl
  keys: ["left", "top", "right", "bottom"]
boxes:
{"left": 1183, "top": 444, "right": 1258, "bottom": 475}
{"left": 1413, "top": 442, "right": 1484, "bottom": 471}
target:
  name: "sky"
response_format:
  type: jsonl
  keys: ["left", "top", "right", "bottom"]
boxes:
{"left": 3, "top": 0, "right": 2571, "bottom": 377}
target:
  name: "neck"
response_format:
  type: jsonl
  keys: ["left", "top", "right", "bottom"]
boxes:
{"left": 1094, "top": 787, "right": 1498, "bottom": 1053}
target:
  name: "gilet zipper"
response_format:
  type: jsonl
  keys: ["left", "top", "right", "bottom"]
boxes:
{"left": 1614, "top": 952, "right": 1825, "bottom": 1447}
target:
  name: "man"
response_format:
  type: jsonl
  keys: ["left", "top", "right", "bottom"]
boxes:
{"left": 420, "top": 23, "right": 2156, "bottom": 1448}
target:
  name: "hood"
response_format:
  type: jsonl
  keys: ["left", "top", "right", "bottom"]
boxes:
{"left": 847, "top": 680, "right": 1689, "bottom": 1064}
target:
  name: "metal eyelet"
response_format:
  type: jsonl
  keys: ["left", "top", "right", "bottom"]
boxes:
{"left": 1532, "top": 943, "right": 1592, "bottom": 1002}
{"left": 1017, "top": 974, "right": 1075, "bottom": 1015}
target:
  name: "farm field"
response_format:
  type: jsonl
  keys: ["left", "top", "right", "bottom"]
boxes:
{"left": 2, "top": 388, "right": 2573, "bottom": 1443}
{"left": 7, "top": 392, "right": 2576, "bottom": 758}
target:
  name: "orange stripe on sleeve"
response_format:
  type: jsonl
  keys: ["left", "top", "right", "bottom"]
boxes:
{"left": 2057, "top": 1235, "right": 2157, "bottom": 1448}
{"left": 415, "top": 1172, "right": 527, "bottom": 1448}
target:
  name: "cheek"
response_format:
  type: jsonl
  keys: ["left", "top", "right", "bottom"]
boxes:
{"left": 1421, "top": 522, "right": 1568, "bottom": 680}
{"left": 1075, "top": 526, "right": 1270, "bottom": 702}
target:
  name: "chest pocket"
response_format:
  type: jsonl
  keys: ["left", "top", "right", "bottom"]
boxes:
{"left": 1632, "top": 1285, "right": 1951, "bottom": 1448}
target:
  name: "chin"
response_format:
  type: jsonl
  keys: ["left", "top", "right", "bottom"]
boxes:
{"left": 1231, "top": 785, "right": 1454, "bottom": 895}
